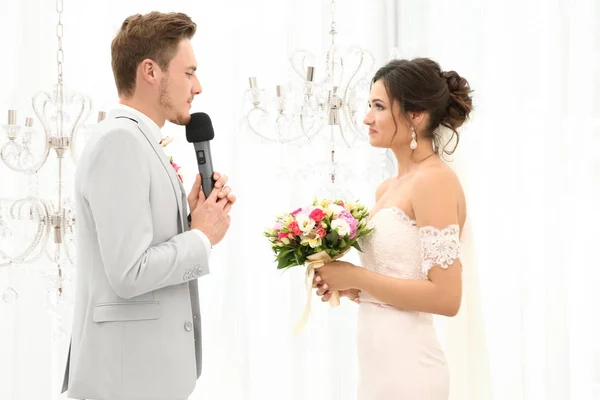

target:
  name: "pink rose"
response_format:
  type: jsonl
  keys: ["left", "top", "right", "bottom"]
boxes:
{"left": 278, "top": 232, "right": 288, "bottom": 242}
{"left": 309, "top": 208, "right": 325, "bottom": 223}
{"left": 288, "top": 221, "right": 302, "bottom": 236}
{"left": 291, "top": 208, "right": 303, "bottom": 217}
{"left": 315, "top": 226, "right": 327, "bottom": 238}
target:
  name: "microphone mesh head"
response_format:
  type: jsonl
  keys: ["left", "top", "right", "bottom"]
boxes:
{"left": 185, "top": 112, "right": 214, "bottom": 142}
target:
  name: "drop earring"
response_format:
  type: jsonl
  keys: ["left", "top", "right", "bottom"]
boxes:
{"left": 410, "top": 126, "right": 417, "bottom": 150}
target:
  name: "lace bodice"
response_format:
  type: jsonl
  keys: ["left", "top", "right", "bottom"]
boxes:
{"left": 358, "top": 207, "right": 461, "bottom": 284}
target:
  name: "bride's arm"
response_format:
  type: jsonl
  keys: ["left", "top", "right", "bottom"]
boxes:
{"left": 353, "top": 263, "right": 461, "bottom": 316}
{"left": 353, "top": 169, "right": 464, "bottom": 317}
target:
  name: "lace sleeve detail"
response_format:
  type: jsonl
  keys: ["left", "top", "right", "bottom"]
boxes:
{"left": 419, "top": 225, "right": 461, "bottom": 275}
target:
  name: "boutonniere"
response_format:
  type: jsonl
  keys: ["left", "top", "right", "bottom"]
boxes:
{"left": 159, "top": 136, "right": 184, "bottom": 183}
{"left": 169, "top": 156, "right": 184, "bottom": 183}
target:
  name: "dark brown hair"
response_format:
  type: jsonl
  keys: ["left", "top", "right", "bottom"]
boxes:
{"left": 372, "top": 58, "right": 473, "bottom": 155}
{"left": 111, "top": 12, "right": 197, "bottom": 97}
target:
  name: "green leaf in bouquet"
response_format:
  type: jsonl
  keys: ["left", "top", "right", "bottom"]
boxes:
{"left": 352, "top": 241, "right": 364, "bottom": 252}
{"left": 325, "top": 230, "right": 339, "bottom": 245}
{"left": 276, "top": 248, "right": 293, "bottom": 259}
{"left": 277, "top": 256, "right": 290, "bottom": 269}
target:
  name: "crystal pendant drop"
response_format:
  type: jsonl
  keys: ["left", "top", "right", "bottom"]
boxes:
{"left": 2, "top": 287, "right": 18, "bottom": 303}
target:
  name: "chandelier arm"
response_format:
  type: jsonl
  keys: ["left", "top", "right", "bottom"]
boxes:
{"left": 29, "top": 140, "right": 52, "bottom": 175}
{"left": 69, "top": 94, "right": 92, "bottom": 164}
{"left": 245, "top": 107, "right": 277, "bottom": 143}
{"left": 0, "top": 106, "right": 52, "bottom": 174}
{"left": 27, "top": 93, "right": 55, "bottom": 173}
{"left": 63, "top": 219, "right": 75, "bottom": 264}
{"left": 341, "top": 51, "right": 368, "bottom": 137}
{"left": 0, "top": 199, "right": 51, "bottom": 266}
{"left": 299, "top": 109, "right": 319, "bottom": 141}
{"left": 289, "top": 50, "right": 313, "bottom": 81}
{"left": 22, "top": 199, "right": 52, "bottom": 264}
{"left": 0, "top": 138, "right": 52, "bottom": 174}
{"left": 274, "top": 112, "right": 305, "bottom": 143}
{"left": 0, "top": 141, "right": 24, "bottom": 172}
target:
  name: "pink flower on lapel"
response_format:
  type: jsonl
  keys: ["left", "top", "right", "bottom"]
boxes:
{"left": 169, "top": 156, "right": 184, "bottom": 183}
{"left": 159, "top": 136, "right": 183, "bottom": 184}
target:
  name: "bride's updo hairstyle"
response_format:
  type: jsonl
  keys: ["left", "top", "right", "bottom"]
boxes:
{"left": 372, "top": 58, "right": 473, "bottom": 155}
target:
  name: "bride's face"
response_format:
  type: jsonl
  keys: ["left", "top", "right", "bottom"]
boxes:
{"left": 363, "top": 80, "right": 410, "bottom": 149}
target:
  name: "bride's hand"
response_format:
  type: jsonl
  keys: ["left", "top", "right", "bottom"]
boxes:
{"left": 312, "top": 261, "right": 361, "bottom": 300}
{"left": 317, "top": 286, "right": 361, "bottom": 304}
{"left": 315, "top": 261, "right": 359, "bottom": 291}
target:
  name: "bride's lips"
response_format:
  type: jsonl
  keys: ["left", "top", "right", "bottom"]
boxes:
{"left": 368, "top": 129, "right": 377, "bottom": 135}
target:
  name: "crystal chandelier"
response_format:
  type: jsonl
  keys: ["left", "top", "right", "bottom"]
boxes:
{"left": 0, "top": 0, "right": 102, "bottom": 307}
{"left": 243, "top": 0, "right": 395, "bottom": 199}
{"left": 245, "top": 0, "right": 375, "bottom": 147}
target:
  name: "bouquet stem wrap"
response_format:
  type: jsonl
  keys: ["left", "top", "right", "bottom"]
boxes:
{"left": 293, "top": 248, "right": 349, "bottom": 334}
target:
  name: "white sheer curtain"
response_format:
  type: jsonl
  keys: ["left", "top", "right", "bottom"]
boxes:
{"left": 390, "top": 1, "right": 600, "bottom": 399}
{"left": 1, "top": 1, "right": 599, "bottom": 400}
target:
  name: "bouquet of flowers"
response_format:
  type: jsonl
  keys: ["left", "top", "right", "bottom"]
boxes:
{"left": 264, "top": 199, "right": 374, "bottom": 333}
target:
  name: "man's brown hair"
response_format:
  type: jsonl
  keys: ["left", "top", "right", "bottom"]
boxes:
{"left": 111, "top": 12, "right": 196, "bottom": 97}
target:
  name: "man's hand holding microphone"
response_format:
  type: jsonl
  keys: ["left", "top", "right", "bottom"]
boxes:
{"left": 185, "top": 112, "right": 236, "bottom": 247}
{"left": 187, "top": 172, "right": 235, "bottom": 246}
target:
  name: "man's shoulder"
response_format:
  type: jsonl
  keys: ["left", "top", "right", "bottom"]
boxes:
{"left": 90, "top": 117, "right": 143, "bottom": 147}
{"left": 76, "top": 117, "right": 144, "bottom": 173}
{"left": 99, "top": 112, "right": 141, "bottom": 134}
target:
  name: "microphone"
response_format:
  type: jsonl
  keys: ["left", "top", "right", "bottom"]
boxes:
{"left": 185, "top": 112, "right": 215, "bottom": 199}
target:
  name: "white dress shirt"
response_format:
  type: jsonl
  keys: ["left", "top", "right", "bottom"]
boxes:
{"left": 115, "top": 104, "right": 212, "bottom": 256}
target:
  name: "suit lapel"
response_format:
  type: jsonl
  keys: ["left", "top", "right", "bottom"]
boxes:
{"left": 109, "top": 109, "right": 186, "bottom": 232}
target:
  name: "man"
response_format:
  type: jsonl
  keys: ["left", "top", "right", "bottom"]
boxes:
{"left": 61, "top": 12, "right": 235, "bottom": 400}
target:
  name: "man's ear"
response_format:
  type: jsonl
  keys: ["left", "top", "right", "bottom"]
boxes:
{"left": 139, "top": 59, "right": 158, "bottom": 84}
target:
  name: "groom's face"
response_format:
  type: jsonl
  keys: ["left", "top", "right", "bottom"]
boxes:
{"left": 158, "top": 39, "right": 202, "bottom": 126}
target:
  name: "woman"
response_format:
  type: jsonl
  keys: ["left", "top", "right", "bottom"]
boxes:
{"left": 314, "top": 58, "right": 474, "bottom": 399}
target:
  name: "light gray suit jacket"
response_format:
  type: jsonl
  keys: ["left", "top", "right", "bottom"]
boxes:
{"left": 61, "top": 107, "right": 210, "bottom": 400}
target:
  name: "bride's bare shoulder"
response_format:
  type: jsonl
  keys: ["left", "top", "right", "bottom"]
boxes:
{"left": 414, "top": 161, "right": 463, "bottom": 193}
{"left": 412, "top": 162, "right": 467, "bottom": 227}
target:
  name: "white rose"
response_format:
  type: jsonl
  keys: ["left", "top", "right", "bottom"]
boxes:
{"left": 331, "top": 218, "right": 351, "bottom": 237}
{"left": 295, "top": 212, "right": 316, "bottom": 234}
{"left": 327, "top": 204, "right": 345, "bottom": 217}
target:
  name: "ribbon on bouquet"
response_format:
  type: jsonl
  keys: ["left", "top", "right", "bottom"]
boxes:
{"left": 293, "top": 248, "right": 350, "bottom": 334}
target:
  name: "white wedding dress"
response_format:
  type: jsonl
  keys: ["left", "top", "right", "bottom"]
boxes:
{"left": 356, "top": 206, "right": 463, "bottom": 399}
